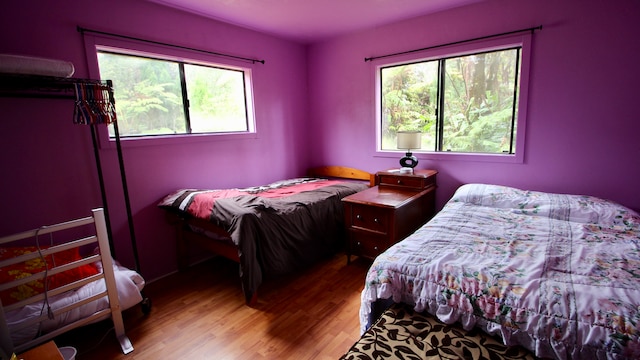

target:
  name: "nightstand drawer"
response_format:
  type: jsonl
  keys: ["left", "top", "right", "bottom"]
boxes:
{"left": 349, "top": 203, "right": 388, "bottom": 233}
{"left": 378, "top": 174, "right": 422, "bottom": 189}
{"left": 377, "top": 172, "right": 436, "bottom": 190}
{"left": 349, "top": 230, "right": 388, "bottom": 259}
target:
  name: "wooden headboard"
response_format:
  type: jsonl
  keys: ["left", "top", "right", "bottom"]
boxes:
{"left": 307, "top": 166, "right": 373, "bottom": 186}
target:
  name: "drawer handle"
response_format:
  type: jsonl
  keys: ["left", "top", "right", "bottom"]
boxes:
{"left": 356, "top": 242, "right": 361, "bottom": 247}
{"left": 374, "top": 246, "right": 378, "bottom": 251}
{"left": 374, "top": 218, "right": 380, "bottom": 223}
{"left": 356, "top": 214, "right": 362, "bottom": 220}
{"left": 397, "top": 180, "right": 402, "bottom": 184}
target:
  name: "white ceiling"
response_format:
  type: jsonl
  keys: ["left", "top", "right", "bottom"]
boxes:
{"left": 148, "top": 0, "right": 481, "bottom": 43}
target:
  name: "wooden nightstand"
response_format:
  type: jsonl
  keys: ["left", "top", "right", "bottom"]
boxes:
{"left": 342, "top": 169, "right": 437, "bottom": 263}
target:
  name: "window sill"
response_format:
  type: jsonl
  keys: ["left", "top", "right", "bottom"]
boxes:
{"left": 99, "top": 130, "right": 258, "bottom": 149}
{"left": 375, "top": 150, "right": 523, "bottom": 164}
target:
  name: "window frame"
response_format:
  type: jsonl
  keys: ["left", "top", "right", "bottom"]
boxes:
{"left": 374, "top": 33, "right": 532, "bottom": 163}
{"left": 83, "top": 34, "right": 258, "bottom": 149}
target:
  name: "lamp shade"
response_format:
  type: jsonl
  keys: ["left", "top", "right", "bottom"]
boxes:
{"left": 397, "top": 131, "right": 422, "bottom": 150}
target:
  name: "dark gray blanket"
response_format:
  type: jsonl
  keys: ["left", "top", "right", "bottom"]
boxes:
{"left": 160, "top": 179, "right": 368, "bottom": 302}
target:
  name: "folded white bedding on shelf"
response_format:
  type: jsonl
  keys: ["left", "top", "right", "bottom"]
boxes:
{"left": 0, "top": 54, "right": 75, "bottom": 77}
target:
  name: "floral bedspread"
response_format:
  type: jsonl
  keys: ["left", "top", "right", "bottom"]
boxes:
{"left": 360, "top": 183, "right": 640, "bottom": 359}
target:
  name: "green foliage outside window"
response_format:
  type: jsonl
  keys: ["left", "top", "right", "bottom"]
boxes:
{"left": 184, "top": 64, "right": 247, "bottom": 133}
{"left": 381, "top": 48, "right": 521, "bottom": 154}
{"left": 97, "top": 51, "right": 250, "bottom": 138}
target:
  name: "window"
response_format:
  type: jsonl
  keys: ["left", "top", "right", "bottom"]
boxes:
{"left": 96, "top": 50, "right": 254, "bottom": 138}
{"left": 378, "top": 38, "right": 529, "bottom": 159}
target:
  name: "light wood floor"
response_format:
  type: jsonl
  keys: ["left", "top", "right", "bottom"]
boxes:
{"left": 53, "top": 253, "right": 372, "bottom": 359}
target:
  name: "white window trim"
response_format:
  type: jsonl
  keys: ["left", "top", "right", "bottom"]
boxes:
{"left": 82, "top": 34, "right": 258, "bottom": 149}
{"left": 373, "top": 32, "right": 532, "bottom": 163}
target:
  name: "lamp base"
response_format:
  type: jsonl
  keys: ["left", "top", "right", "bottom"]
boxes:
{"left": 399, "top": 167, "right": 414, "bottom": 174}
{"left": 399, "top": 152, "right": 418, "bottom": 169}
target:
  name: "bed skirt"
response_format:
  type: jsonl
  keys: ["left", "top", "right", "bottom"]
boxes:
{"left": 340, "top": 303, "right": 536, "bottom": 360}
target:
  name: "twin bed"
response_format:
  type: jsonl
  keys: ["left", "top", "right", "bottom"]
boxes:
{"left": 158, "top": 166, "right": 372, "bottom": 304}
{"left": 353, "top": 183, "right": 640, "bottom": 359}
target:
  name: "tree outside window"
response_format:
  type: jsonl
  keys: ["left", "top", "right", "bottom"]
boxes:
{"left": 380, "top": 47, "right": 521, "bottom": 155}
{"left": 97, "top": 51, "right": 252, "bottom": 138}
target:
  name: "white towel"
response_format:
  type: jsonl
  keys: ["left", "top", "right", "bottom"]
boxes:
{"left": 0, "top": 54, "right": 75, "bottom": 77}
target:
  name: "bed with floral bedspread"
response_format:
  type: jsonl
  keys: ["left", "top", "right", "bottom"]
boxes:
{"left": 360, "top": 183, "right": 640, "bottom": 359}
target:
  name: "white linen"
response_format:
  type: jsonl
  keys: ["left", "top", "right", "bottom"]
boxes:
{"left": 0, "top": 54, "right": 75, "bottom": 77}
{"left": 6, "top": 261, "right": 144, "bottom": 346}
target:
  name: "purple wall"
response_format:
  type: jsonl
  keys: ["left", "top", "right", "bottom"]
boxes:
{"left": 0, "top": 0, "right": 309, "bottom": 280}
{"left": 1, "top": 0, "right": 639, "bottom": 282}
{"left": 308, "top": 0, "right": 640, "bottom": 212}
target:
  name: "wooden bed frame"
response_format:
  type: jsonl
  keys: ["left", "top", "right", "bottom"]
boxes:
{"left": 164, "top": 166, "right": 372, "bottom": 304}
{"left": 0, "top": 209, "right": 133, "bottom": 355}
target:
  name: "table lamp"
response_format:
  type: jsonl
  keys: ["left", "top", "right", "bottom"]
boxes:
{"left": 397, "top": 131, "right": 421, "bottom": 173}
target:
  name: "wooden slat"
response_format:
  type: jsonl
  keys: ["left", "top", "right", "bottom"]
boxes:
{"left": 0, "top": 236, "right": 97, "bottom": 268}
{"left": 307, "top": 166, "right": 373, "bottom": 182}
{"left": 0, "top": 216, "right": 94, "bottom": 245}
